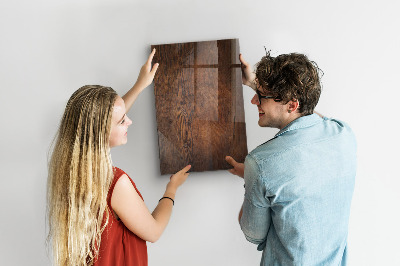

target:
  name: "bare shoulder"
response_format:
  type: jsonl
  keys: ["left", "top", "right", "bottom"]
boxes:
{"left": 111, "top": 174, "right": 141, "bottom": 209}
{"left": 115, "top": 173, "right": 133, "bottom": 188}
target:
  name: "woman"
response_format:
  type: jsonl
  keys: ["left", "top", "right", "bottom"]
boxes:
{"left": 47, "top": 49, "right": 191, "bottom": 266}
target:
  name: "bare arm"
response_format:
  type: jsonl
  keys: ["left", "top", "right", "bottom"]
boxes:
{"left": 122, "top": 49, "right": 159, "bottom": 113}
{"left": 111, "top": 165, "right": 191, "bottom": 243}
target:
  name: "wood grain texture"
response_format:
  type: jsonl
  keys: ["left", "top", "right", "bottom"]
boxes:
{"left": 151, "top": 39, "right": 248, "bottom": 175}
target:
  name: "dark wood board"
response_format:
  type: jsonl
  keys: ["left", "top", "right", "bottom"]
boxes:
{"left": 151, "top": 39, "right": 248, "bottom": 175}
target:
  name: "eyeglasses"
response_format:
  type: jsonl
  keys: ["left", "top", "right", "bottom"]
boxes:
{"left": 254, "top": 89, "right": 281, "bottom": 104}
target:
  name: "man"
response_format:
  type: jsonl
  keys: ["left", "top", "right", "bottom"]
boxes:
{"left": 226, "top": 52, "right": 357, "bottom": 265}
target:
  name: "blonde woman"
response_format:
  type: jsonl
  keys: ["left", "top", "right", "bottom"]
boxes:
{"left": 47, "top": 49, "right": 191, "bottom": 266}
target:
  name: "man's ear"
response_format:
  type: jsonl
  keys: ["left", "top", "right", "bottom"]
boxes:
{"left": 288, "top": 99, "right": 299, "bottom": 113}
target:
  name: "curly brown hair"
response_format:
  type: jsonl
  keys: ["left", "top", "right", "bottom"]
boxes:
{"left": 255, "top": 51, "right": 323, "bottom": 115}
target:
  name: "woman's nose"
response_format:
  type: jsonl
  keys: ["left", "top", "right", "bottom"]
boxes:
{"left": 251, "top": 94, "right": 259, "bottom": 105}
{"left": 126, "top": 116, "right": 133, "bottom": 126}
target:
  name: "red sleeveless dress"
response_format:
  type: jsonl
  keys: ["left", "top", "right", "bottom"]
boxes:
{"left": 94, "top": 167, "right": 148, "bottom": 266}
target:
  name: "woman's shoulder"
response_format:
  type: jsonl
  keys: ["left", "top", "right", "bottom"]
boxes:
{"left": 111, "top": 167, "right": 143, "bottom": 199}
{"left": 111, "top": 167, "right": 136, "bottom": 190}
{"left": 108, "top": 167, "right": 130, "bottom": 201}
{"left": 113, "top": 166, "right": 127, "bottom": 178}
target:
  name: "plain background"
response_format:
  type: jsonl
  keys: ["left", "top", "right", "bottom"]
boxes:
{"left": 1, "top": 0, "right": 399, "bottom": 265}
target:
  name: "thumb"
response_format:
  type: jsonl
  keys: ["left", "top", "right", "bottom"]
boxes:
{"left": 179, "top": 164, "right": 192, "bottom": 173}
{"left": 225, "top": 156, "right": 238, "bottom": 167}
{"left": 239, "top": 54, "right": 249, "bottom": 67}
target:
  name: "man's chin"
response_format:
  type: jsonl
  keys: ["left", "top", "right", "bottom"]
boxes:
{"left": 258, "top": 117, "right": 267, "bottom": 127}
{"left": 258, "top": 121, "right": 266, "bottom": 127}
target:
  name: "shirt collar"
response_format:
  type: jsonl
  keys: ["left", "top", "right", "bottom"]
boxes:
{"left": 275, "top": 114, "right": 322, "bottom": 138}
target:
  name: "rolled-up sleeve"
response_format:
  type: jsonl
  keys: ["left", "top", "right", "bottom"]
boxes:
{"left": 239, "top": 154, "right": 271, "bottom": 247}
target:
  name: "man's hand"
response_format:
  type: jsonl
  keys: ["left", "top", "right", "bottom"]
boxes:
{"left": 225, "top": 156, "right": 245, "bottom": 178}
{"left": 239, "top": 54, "right": 257, "bottom": 90}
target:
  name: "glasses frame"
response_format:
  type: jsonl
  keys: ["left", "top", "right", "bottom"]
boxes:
{"left": 254, "top": 89, "right": 282, "bottom": 104}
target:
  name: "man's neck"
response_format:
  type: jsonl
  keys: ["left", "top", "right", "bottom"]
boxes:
{"left": 278, "top": 113, "right": 303, "bottom": 130}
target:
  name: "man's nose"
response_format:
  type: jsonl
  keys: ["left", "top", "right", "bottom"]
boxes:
{"left": 251, "top": 94, "right": 259, "bottom": 105}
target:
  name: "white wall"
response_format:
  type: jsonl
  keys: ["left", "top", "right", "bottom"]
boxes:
{"left": 1, "top": 0, "right": 399, "bottom": 265}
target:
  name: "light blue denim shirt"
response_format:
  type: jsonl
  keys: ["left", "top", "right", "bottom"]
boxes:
{"left": 240, "top": 114, "right": 357, "bottom": 266}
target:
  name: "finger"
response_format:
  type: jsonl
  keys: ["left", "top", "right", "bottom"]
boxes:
{"left": 147, "top": 48, "right": 156, "bottom": 64}
{"left": 179, "top": 164, "right": 192, "bottom": 173}
{"left": 239, "top": 54, "right": 249, "bottom": 67}
{"left": 225, "top": 156, "right": 238, "bottom": 167}
{"left": 150, "top": 63, "right": 159, "bottom": 75}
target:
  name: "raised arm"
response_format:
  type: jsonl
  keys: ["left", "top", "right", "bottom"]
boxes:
{"left": 111, "top": 165, "right": 191, "bottom": 243}
{"left": 122, "top": 49, "right": 159, "bottom": 112}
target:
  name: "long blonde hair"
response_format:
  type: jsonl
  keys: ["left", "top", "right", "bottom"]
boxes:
{"left": 47, "top": 85, "right": 118, "bottom": 265}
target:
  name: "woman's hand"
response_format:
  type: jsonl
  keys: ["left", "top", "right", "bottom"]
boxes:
{"left": 135, "top": 48, "right": 159, "bottom": 90}
{"left": 225, "top": 156, "right": 244, "bottom": 178}
{"left": 239, "top": 54, "right": 257, "bottom": 90}
{"left": 123, "top": 49, "right": 159, "bottom": 112}
{"left": 166, "top": 165, "right": 191, "bottom": 192}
